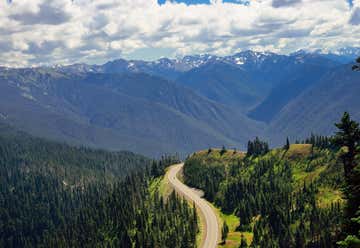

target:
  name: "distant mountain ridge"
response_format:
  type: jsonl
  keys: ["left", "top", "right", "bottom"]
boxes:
{"left": 0, "top": 48, "right": 359, "bottom": 156}
{"left": 178, "top": 51, "right": 346, "bottom": 114}
{"left": 44, "top": 48, "right": 359, "bottom": 80}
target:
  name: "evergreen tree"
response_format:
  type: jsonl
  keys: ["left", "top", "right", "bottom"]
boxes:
{"left": 295, "top": 221, "right": 306, "bottom": 248}
{"left": 333, "top": 112, "right": 360, "bottom": 177}
{"left": 333, "top": 112, "right": 360, "bottom": 243}
{"left": 247, "top": 137, "right": 269, "bottom": 157}
{"left": 284, "top": 137, "right": 290, "bottom": 150}
{"left": 337, "top": 207, "right": 360, "bottom": 248}
{"left": 220, "top": 145, "right": 227, "bottom": 156}
{"left": 221, "top": 221, "right": 229, "bottom": 244}
{"left": 239, "top": 234, "right": 248, "bottom": 248}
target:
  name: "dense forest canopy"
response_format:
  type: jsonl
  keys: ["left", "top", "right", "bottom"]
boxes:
{"left": 0, "top": 125, "right": 198, "bottom": 247}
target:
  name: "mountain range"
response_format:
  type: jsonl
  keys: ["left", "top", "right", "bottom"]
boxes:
{"left": 0, "top": 48, "right": 359, "bottom": 156}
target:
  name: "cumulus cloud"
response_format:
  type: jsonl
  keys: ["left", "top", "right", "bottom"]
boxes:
{"left": 9, "top": 1, "right": 71, "bottom": 25}
{"left": 0, "top": 0, "right": 359, "bottom": 67}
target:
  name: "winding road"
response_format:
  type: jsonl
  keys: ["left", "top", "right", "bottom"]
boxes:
{"left": 167, "top": 163, "right": 220, "bottom": 248}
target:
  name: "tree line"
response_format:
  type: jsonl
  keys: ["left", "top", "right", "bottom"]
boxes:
{"left": 247, "top": 137, "right": 270, "bottom": 157}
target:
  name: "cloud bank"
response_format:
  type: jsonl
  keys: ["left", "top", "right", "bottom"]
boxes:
{"left": 0, "top": 0, "right": 359, "bottom": 67}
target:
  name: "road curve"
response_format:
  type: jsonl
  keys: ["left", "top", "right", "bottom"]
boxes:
{"left": 167, "top": 163, "right": 220, "bottom": 248}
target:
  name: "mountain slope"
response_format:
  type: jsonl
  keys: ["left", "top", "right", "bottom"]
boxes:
{"left": 177, "top": 61, "right": 261, "bottom": 110}
{"left": 268, "top": 64, "right": 360, "bottom": 143}
{"left": 0, "top": 68, "right": 263, "bottom": 156}
{"left": 177, "top": 51, "right": 341, "bottom": 116}
{"left": 248, "top": 53, "right": 340, "bottom": 122}
{"left": 82, "top": 73, "right": 264, "bottom": 140}
{"left": 0, "top": 121, "right": 150, "bottom": 182}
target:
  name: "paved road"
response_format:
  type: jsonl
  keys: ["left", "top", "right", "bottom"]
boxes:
{"left": 167, "top": 163, "right": 219, "bottom": 248}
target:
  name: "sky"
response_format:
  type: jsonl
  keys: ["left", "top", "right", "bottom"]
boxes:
{"left": 0, "top": 0, "right": 359, "bottom": 67}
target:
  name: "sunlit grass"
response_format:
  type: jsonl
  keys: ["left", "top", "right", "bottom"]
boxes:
{"left": 210, "top": 205, "right": 253, "bottom": 248}
{"left": 193, "top": 148, "right": 246, "bottom": 163}
{"left": 286, "top": 144, "right": 312, "bottom": 159}
{"left": 317, "top": 186, "right": 343, "bottom": 208}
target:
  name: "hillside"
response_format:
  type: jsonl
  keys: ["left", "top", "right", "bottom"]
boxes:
{"left": 0, "top": 68, "right": 264, "bottom": 157}
{"left": 268, "top": 64, "right": 360, "bottom": 145}
{"left": 0, "top": 122, "right": 150, "bottom": 184}
{"left": 183, "top": 143, "right": 344, "bottom": 247}
{"left": 81, "top": 72, "right": 264, "bottom": 143}
{"left": 177, "top": 61, "right": 261, "bottom": 111}
{"left": 0, "top": 126, "right": 199, "bottom": 247}
{"left": 178, "top": 52, "right": 341, "bottom": 115}
{"left": 248, "top": 53, "right": 340, "bottom": 122}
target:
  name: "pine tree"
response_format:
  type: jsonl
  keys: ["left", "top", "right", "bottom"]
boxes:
{"left": 295, "top": 222, "right": 306, "bottom": 248}
{"left": 333, "top": 112, "right": 360, "bottom": 238}
{"left": 247, "top": 137, "right": 269, "bottom": 157}
{"left": 284, "top": 137, "right": 290, "bottom": 150}
{"left": 337, "top": 207, "right": 360, "bottom": 248}
{"left": 333, "top": 112, "right": 360, "bottom": 176}
{"left": 192, "top": 202, "right": 198, "bottom": 234}
{"left": 220, "top": 146, "right": 227, "bottom": 156}
{"left": 239, "top": 234, "right": 248, "bottom": 248}
{"left": 221, "top": 221, "right": 229, "bottom": 244}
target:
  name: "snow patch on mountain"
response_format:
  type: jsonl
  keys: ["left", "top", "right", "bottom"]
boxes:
{"left": 51, "top": 48, "right": 357, "bottom": 76}
{"left": 21, "top": 92, "right": 37, "bottom": 102}
{"left": 0, "top": 113, "right": 7, "bottom": 120}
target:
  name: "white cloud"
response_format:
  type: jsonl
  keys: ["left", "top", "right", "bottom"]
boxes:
{"left": 0, "top": 0, "right": 358, "bottom": 67}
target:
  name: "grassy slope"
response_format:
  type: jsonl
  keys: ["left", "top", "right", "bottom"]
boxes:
{"left": 216, "top": 207, "right": 253, "bottom": 248}
{"left": 186, "top": 144, "right": 344, "bottom": 248}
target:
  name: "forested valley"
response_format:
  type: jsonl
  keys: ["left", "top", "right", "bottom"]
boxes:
{"left": 0, "top": 124, "right": 198, "bottom": 247}
{"left": 184, "top": 113, "right": 360, "bottom": 248}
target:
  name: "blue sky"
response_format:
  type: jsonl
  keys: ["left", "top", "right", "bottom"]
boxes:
{"left": 0, "top": 0, "right": 359, "bottom": 67}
